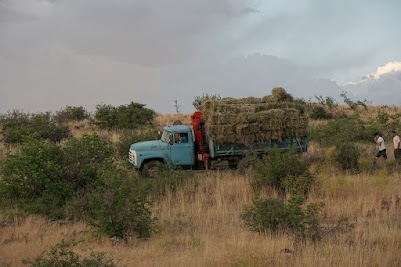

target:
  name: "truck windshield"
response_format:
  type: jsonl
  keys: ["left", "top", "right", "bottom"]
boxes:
{"left": 161, "top": 130, "right": 170, "bottom": 143}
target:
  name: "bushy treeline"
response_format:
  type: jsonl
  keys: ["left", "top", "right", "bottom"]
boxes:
{"left": 0, "top": 111, "right": 70, "bottom": 143}
{"left": 94, "top": 102, "right": 155, "bottom": 130}
{"left": 0, "top": 134, "right": 154, "bottom": 238}
{"left": 0, "top": 102, "right": 156, "bottom": 144}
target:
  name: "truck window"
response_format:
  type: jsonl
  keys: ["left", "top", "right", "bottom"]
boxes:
{"left": 161, "top": 130, "right": 171, "bottom": 143}
{"left": 175, "top": 133, "right": 188, "bottom": 144}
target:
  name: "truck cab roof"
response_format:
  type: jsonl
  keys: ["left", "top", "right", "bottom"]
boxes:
{"left": 164, "top": 125, "right": 192, "bottom": 133}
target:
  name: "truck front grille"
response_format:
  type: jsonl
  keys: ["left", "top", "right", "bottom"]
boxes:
{"left": 128, "top": 150, "right": 135, "bottom": 165}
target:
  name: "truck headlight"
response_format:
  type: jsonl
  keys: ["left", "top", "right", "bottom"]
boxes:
{"left": 128, "top": 149, "right": 137, "bottom": 166}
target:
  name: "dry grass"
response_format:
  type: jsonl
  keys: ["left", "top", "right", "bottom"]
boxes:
{"left": 1, "top": 109, "right": 401, "bottom": 266}
{"left": 1, "top": 169, "right": 401, "bottom": 266}
{"left": 154, "top": 114, "right": 192, "bottom": 128}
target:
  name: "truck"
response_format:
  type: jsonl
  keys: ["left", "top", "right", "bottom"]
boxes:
{"left": 128, "top": 111, "right": 308, "bottom": 174}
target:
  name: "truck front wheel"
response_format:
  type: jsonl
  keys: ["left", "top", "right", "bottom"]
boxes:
{"left": 143, "top": 160, "right": 163, "bottom": 177}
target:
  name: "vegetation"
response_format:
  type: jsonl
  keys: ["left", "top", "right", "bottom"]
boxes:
{"left": 23, "top": 240, "right": 117, "bottom": 267}
{"left": 85, "top": 165, "right": 154, "bottom": 239}
{"left": 1, "top": 100, "right": 401, "bottom": 267}
{"left": 311, "top": 114, "right": 378, "bottom": 146}
{"left": 54, "top": 106, "right": 90, "bottom": 123}
{"left": 0, "top": 111, "right": 70, "bottom": 144}
{"left": 253, "top": 147, "right": 314, "bottom": 196}
{"left": 94, "top": 102, "right": 155, "bottom": 130}
{"left": 309, "top": 105, "right": 333, "bottom": 120}
{"left": 242, "top": 193, "right": 324, "bottom": 242}
{"left": 0, "top": 134, "right": 114, "bottom": 219}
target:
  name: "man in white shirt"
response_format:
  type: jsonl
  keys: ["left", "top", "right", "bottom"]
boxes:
{"left": 391, "top": 130, "right": 400, "bottom": 160}
{"left": 374, "top": 133, "right": 387, "bottom": 159}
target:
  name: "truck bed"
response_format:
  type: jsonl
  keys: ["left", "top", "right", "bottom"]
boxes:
{"left": 208, "top": 136, "right": 308, "bottom": 158}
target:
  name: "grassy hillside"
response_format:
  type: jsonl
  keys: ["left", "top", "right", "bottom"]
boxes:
{"left": 1, "top": 105, "right": 401, "bottom": 266}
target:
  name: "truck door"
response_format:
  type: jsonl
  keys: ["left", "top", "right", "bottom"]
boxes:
{"left": 170, "top": 132, "right": 193, "bottom": 166}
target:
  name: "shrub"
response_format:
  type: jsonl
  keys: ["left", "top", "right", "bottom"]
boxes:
{"left": 85, "top": 165, "right": 154, "bottom": 238}
{"left": 253, "top": 148, "right": 314, "bottom": 196}
{"left": 311, "top": 115, "right": 379, "bottom": 147}
{"left": 1, "top": 111, "right": 70, "bottom": 144}
{"left": 94, "top": 102, "right": 155, "bottom": 130}
{"left": 23, "top": 240, "right": 117, "bottom": 267}
{"left": 0, "top": 134, "right": 115, "bottom": 219}
{"left": 374, "top": 108, "right": 401, "bottom": 133}
{"left": 242, "top": 193, "right": 323, "bottom": 242}
{"left": 54, "top": 106, "right": 89, "bottom": 123}
{"left": 309, "top": 105, "right": 333, "bottom": 120}
{"left": 63, "top": 134, "right": 114, "bottom": 189}
{"left": 0, "top": 138, "right": 71, "bottom": 218}
{"left": 332, "top": 143, "right": 360, "bottom": 172}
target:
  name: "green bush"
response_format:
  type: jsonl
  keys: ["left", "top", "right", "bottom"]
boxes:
{"left": 94, "top": 102, "right": 155, "bottom": 130}
{"left": 253, "top": 148, "right": 314, "bottom": 196}
{"left": 332, "top": 143, "right": 360, "bottom": 172}
{"left": 241, "top": 193, "right": 323, "bottom": 242}
{"left": 309, "top": 106, "right": 333, "bottom": 120}
{"left": 311, "top": 115, "right": 379, "bottom": 147}
{"left": 0, "top": 134, "right": 115, "bottom": 219}
{"left": 23, "top": 240, "right": 117, "bottom": 267}
{"left": 0, "top": 138, "right": 72, "bottom": 218}
{"left": 54, "top": 106, "right": 89, "bottom": 123}
{"left": 85, "top": 165, "right": 154, "bottom": 238}
{"left": 1, "top": 111, "right": 70, "bottom": 144}
{"left": 63, "top": 134, "right": 114, "bottom": 189}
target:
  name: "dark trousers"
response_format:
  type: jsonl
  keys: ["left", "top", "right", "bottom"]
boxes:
{"left": 394, "top": 149, "right": 401, "bottom": 160}
{"left": 376, "top": 149, "right": 387, "bottom": 159}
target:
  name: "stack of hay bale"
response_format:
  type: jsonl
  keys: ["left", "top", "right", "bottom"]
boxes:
{"left": 202, "top": 88, "right": 308, "bottom": 144}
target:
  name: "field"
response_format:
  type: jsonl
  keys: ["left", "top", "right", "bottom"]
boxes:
{"left": 1, "top": 108, "right": 401, "bottom": 266}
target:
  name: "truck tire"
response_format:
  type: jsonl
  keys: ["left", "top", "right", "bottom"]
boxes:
{"left": 143, "top": 160, "right": 162, "bottom": 177}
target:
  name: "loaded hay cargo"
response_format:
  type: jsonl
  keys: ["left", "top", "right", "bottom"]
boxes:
{"left": 129, "top": 88, "right": 308, "bottom": 172}
{"left": 202, "top": 88, "right": 308, "bottom": 144}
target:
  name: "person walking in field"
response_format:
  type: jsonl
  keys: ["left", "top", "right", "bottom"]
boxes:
{"left": 374, "top": 133, "right": 387, "bottom": 160}
{"left": 391, "top": 130, "right": 400, "bottom": 160}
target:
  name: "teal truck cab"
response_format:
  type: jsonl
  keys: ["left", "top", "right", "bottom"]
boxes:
{"left": 128, "top": 111, "right": 308, "bottom": 172}
{"left": 129, "top": 125, "right": 195, "bottom": 170}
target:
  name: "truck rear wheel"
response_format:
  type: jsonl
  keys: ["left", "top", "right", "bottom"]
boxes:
{"left": 143, "top": 160, "right": 162, "bottom": 177}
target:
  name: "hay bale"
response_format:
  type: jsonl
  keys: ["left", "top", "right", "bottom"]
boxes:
{"left": 239, "top": 105, "right": 256, "bottom": 113}
{"left": 216, "top": 104, "right": 241, "bottom": 114}
{"left": 256, "top": 109, "right": 285, "bottom": 123}
{"left": 236, "top": 124, "right": 260, "bottom": 135}
{"left": 262, "top": 95, "right": 275, "bottom": 103}
{"left": 202, "top": 90, "right": 308, "bottom": 144}
{"left": 255, "top": 102, "right": 305, "bottom": 113}
{"left": 271, "top": 87, "right": 294, "bottom": 102}
{"left": 237, "top": 113, "right": 258, "bottom": 124}
{"left": 284, "top": 108, "right": 300, "bottom": 117}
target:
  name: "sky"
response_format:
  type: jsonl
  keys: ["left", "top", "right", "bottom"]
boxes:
{"left": 0, "top": 0, "right": 400, "bottom": 114}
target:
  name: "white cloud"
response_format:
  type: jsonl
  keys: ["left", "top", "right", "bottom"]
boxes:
{"left": 371, "top": 61, "right": 401, "bottom": 80}
{"left": 343, "top": 61, "right": 401, "bottom": 105}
